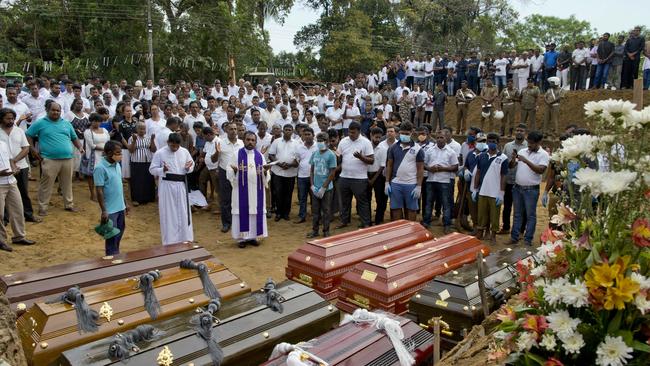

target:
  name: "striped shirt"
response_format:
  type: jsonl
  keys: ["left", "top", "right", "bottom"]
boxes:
{"left": 129, "top": 135, "right": 152, "bottom": 163}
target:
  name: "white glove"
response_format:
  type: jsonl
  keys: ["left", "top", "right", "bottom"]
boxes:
{"left": 496, "top": 190, "right": 504, "bottom": 206}
{"left": 542, "top": 192, "right": 549, "bottom": 207}
{"left": 464, "top": 169, "right": 472, "bottom": 182}
{"left": 384, "top": 182, "right": 392, "bottom": 196}
{"left": 316, "top": 187, "right": 326, "bottom": 199}
{"left": 411, "top": 185, "right": 422, "bottom": 199}
{"left": 311, "top": 185, "right": 319, "bottom": 195}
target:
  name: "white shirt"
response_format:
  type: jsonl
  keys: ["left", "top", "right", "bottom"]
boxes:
{"left": 154, "top": 126, "right": 173, "bottom": 151}
{"left": 337, "top": 136, "right": 374, "bottom": 179}
{"left": 145, "top": 118, "right": 164, "bottom": 138}
{"left": 515, "top": 58, "right": 531, "bottom": 79}
{"left": 494, "top": 58, "right": 509, "bottom": 77}
{"left": 296, "top": 143, "right": 317, "bottom": 178}
{"left": 4, "top": 100, "right": 30, "bottom": 120}
{"left": 342, "top": 105, "right": 360, "bottom": 129}
{"left": 227, "top": 85, "right": 239, "bottom": 97}
{"left": 368, "top": 143, "right": 387, "bottom": 173}
{"left": 425, "top": 60, "right": 435, "bottom": 76}
{"left": 217, "top": 137, "right": 244, "bottom": 170}
{"left": 326, "top": 107, "right": 344, "bottom": 130}
{"left": 256, "top": 133, "right": 273, "bottom": 159}
{"left": 140, "top": 87, "right": 155, "bottom": 100}
{"left": 572, "top": 48, "right": 590, "bottom": 65}
{"left": 268, "top": 137, "right": 299, "bottom": 177}
{"left": 425, "top": 144, "right": 458, "bottom": 182}
{"left": 406, "top": 60, "right": 417, "bottom": 77}
{"left": 0, "top": 140, "right": 16, "bottom": 185}
{"left": 202, "top": 139, "right": 219, "bottom": 170}
{"left": 515, "top": 147, "right": 549, "bottom": 186}
{"left": 530, "top": 55, "right": 544, "bottom": 72}
{"left": 376, "top": 103, "right": 393, "bottom": 116}
{"left": 20, "top": 94, "right": 46, "bottom": 120}
{"left": 0, "top": 127, "right": 29, "bottom": 170}
{"left": 210, "top": 87, "right": 224, "bottom": 99}
{"left": 183, "top": 114, "right": 208, "bottom": 141}
{"left": 261, "top": 108, "right": 282, "bottom": 125}
{"left": 390, "top": 142, "right": 423, "bottom": 185}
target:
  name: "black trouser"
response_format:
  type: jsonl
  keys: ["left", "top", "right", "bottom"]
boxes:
{"left": 16, "top": 167, "right": 34, "bottom": 219}
{"left": 339, "top": 177, "right": 371, "bottom": 227}
{"left": 621, "top": 57, "right": 641, "bottom": 89}
{"left": 270, "top": 172, "right": 278, "bottom": 213}
{"left": 367, "top": 172, "right": 387, "bottom": 225}
{"left": 218, "top": 168, "right": 232, "bottom": 228}
{"left": 501, "top": 183, "right": 526, "bottom": 231}
{"left": 312, "top": 189, "right": 333, "bottom": 233}
{"left": 274, "top": 175, "right": 295, "bottom": 219}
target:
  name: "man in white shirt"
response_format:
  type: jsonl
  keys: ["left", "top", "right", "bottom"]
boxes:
{"left": 261, "top": 98, "right": 282, "bottom": 126}
{"left": 336, "top": 122, "right": 374, "bottom": 228}
{"left": 405, "top": 56, "right": 417, "bottom": 89}
{"left": 509, "top": 131, "right": 549, "bottom": 246}
{"left": 513, "top": 52, "right": 532, "bottom": 91}
{"left": 424, "top": 54, "right": 435, "bottom": 91}
{"left": 325, "top": 98, "right": 344, "bottom": 131}
{"left": 530, "top": 49, "right": 544, "bottom": 86}
{"left": 216, "top": 122, "right": 244, "bottom": 232}
{"left": 571, "top": 41, "right": 590, "bottom": 90}
{"left": 20, "top": 82, "right": 46, "bottom": 122}
{"left": 295, "top": 127, "right": 317, "bottom": 223}
{"left": 368, "top": 127, "right": 388, "bottom": 224}
{"left": 210, "top": 80, "right": 225, "bottom": 99}
{"left": 47, "top": 83, "right": 67, "bottom": 114}
{"left": 0, "top": 107, "right": 38, "bottom": 223}
{"left": 268, "top": 124, "right": 299, "bottom": 221}
{"left": 493, "top": 53, "right": 509, "bottom": 91}
{"left": 140, "top": 80, "right": 155, "bottom": 100}
{"left": 227, "top": 80, "right": 239, "bottom": 97}
{"left": 198, "top": 127, "right": 220, "bottom": 212}
{"left": 4, "top": 87, "right": 31, "bottom": 130}
{"left": 423, "top": 130, "right": 458, "bottom": 232}
{"left": 341, "top": 95, "right": 360, "bottom": 135}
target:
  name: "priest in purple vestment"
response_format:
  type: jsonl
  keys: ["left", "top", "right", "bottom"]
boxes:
{"left": 226, "top": 131, "right": 269, "bottom": 248}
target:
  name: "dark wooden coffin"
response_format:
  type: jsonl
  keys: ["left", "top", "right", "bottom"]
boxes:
{"left": 261, "top": 311, "right": 433, "bottom": 366}
{"left": 336, "top": 233, "right": 489, "bottom": 315}
{"left": 17, "top": 259, "right": 250, "bottom": 366}
{"left": 286, "top": 220, "right": 432, "bottom": 300}
{"left": 408, "top": 247, "right": 535, "bottom": 348}
{"left": 60, "top": 281, "right": 340, "bottom": 366}
{"left": 1, "top": 242, "right": 212, "bottom": 313}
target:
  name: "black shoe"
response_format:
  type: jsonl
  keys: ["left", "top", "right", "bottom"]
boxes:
{"left": 282, "top": 216, "right": 290, "bottom": 221}
{"left": 249, "top": 240, "right": 260, "bottom": 247}
{"left": 294, "top": 218, "right": 306, "bottom": 224}
{"left": 322, "top": 231, "right": 330, "bottom": 238}
{"left": 238, "top": 241, "right": 247, "bottom": 248}
{"left": 274, "top": 216, "right": 281, "bottom": 222}
{"left": 306, "top": 231, "right": 319, "bottom": 238}
{"left": 25, "top": 216, "right": 42, "bottom": 223}
{"left": 220, "top": 225, "right": 230, "bottom": 233}
{"left": 0, "top": 242, "right": 12, "bottom": 252}
{"left": 335, "top": 223, "right": 348, "bottom": 229}
{"left": 266, "top": 212, "right": 272, "bottom": 219}
{"left": 12, "top": 239, "right": 35, "bottom": 245}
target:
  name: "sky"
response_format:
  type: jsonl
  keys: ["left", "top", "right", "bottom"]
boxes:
{"left": 267, "top": 0, "right": 648, "bottom": 54}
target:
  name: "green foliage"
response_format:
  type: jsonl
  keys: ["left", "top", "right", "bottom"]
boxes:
{"left": 498, "top": 14, "right": 596, "bottom": 51}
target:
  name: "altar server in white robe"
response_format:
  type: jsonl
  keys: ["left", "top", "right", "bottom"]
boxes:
{"left": 227, "top": 131, "right": 269, "bottom": 248}
{"left": 149, "top": 132, "right": 195, "bottom": 245}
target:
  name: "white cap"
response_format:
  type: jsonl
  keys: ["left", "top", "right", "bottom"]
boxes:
{"left": 135, "top": 80, "right": 143, "bottom": 87}
{"left": 547, "top": 76, "right": 560, "bottom": 86}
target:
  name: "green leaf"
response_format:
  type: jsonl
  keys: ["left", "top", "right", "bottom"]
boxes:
{"left": 633, "top": 340, "right": 650, "bottom": 353}
{"left": 615, "top": 330, "right": 634, "bottom": 346}
{"left": 524, "top": 352, "right": 546, "bottom": 365}
{"left": 608, "top": 310, "right": 623, "bottom": 333}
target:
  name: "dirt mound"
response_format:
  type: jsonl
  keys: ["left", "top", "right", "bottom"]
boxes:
{"left": 444, "top": 89, "right": 650, "bottom": 133}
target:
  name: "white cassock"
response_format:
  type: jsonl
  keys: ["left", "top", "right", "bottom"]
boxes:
{"left": 227, "top": 147, "right": 269, "bottom": 242}
{"left": 149, "top": 146, "right": 195, "bottom": 245}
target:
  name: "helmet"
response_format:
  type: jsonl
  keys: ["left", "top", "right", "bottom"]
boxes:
{"left": 481, "top": 111, "right": 491, "bottom": 118}
{"left": 547, "top": 76, "right": 560, "bottom": 86}
{"left": 494, "top": 110, "right": 504, "bottom": 120}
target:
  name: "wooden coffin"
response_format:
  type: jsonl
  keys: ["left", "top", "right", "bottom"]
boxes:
{"left": 261, "top": 311, "right": 433, "bottom": 366}
{"left": 336, "top": 233, "right": 489, "bottom": 315}
{"left": 408, "top": 247, "right": 535, "bottom": 348}
{"left": 286, "top": 220, "right": 432, "bottom": 300}
{"left": 18, "top": 259, "right": 250, "bottom": 366}
{"left": 60, "top": 281, "right": 340, "bottom": 366}
{"left": 1, "top": 242, "right": 212, "bottom": 313}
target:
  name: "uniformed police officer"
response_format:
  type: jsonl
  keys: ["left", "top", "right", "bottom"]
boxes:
{"left": 455, "top": 80, "right": 475, "bottom": 134}
{"left": 520, "top": 78, "right": 540, "bottom": 130}
{"left": 479, "top": 78, "right": 498, "bottom": 132}
{"left": 543, "top": 76, "right": 564, "bottom": 137}
{"left": 498, "top": 79, "right": 520, "bottom": 137}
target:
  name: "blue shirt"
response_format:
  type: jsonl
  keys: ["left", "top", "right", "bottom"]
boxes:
{"left": 475, "top": 151, "right": 508, "bottom": 187}
{"left": 543, "top": 51, "right": 558, "bottom": 68}
{"left": 93, "top": 157, "right": 126, "bottom": 214}
{"left": 26, "top": 116, "right": 78, "bottom": 159}
{"left": 309, "top": 149, "right": 337, "bottom": 191}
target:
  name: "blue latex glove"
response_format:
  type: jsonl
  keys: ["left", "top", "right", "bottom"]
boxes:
{"left": 311, "top": 185, "right": 319, "bottom": 195}
{"left": 464, "top": 169, "right": 472, "bottom": 182}
{"left": 316, "top": 187, "right": 326, "bottom": 199}
{"left": 542, "top": 192, "right": 549, "bottom": 207}
{"left": 472, "top": 191, "right": 478, "bottom": 202}
{"left": 384, "top": 182, "right": 392, "bottom": 196}
{"left": 411, "top": 185, "right": 422, "bottom": 199}
{"left": 496, "top": 191, "right": 504, "bottom": 206}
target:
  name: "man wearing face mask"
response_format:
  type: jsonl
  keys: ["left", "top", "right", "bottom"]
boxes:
{"left": 423, "top": 130, "right": 458, "bottom": 233}
{"left": 500, "top": 124, "right": 528, "bottom": 234}
{"left": 463, "top": 132, "right": 487, "bottom": 234}
{"left": 307, "top": 132, "right": 337, "bottom": 238}
{"left": 509, "top": 130, "right": 549, "bottom": 246}
{"left": 472, "top": 133, "right": 508, "bottom": 244}
{"left": 385, "top": 122, "right": 424, "bottom": 221}
{"left": 94, "top": 141, "right": 128, "bottom": 255}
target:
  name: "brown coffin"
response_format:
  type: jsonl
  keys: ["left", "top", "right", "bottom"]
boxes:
{"left": 261, "top": 311, "right": 433, "bottom": 366}
{"left": 17, "top": 259, "right": 250, "bottom": 366}
{"left": 286, "top": 220, "right": 432, "bottom": 300}
{"left": 336, "top": 233, "right": 488, "bottom": 315}
{"left": 1, "top": 242, "right": 212, "bottom": 313}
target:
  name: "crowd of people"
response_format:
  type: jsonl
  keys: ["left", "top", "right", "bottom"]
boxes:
{"left": 0, "top": 26, "right": 646, "bottom": 253}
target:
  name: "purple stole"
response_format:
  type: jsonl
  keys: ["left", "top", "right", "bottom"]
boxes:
{"left": 237, "top": 148, "right": 264, "bottom": 237}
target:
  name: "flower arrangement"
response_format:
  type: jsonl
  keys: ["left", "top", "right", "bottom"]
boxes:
{"left": 490, "top": 99, "right": 650, "bottom": 366}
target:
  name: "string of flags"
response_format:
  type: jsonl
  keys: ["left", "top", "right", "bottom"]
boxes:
{"left": 0, "top": 53, "right": 229, "bottom": 73}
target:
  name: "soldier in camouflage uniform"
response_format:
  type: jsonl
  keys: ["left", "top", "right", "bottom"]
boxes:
{"left": 498, "top": 79, "right": 520, "bottom": 137}
{"left": 398, "top": 89, "right": 412, "bottom": 124}
{"left": 520, "top": 78, "right": 540, "bottom": 130}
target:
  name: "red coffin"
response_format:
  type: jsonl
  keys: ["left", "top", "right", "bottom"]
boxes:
{"left": 260, "top": 312, "right": 433, "bottom": 366}
{"left": 337, "top": 233, "right": 488, "bottom": 315}
{"left": 286, "top": 220, "right": 432, "bottom": 300}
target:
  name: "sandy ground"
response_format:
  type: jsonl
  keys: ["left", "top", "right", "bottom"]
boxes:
{"left": 0, "top": 173, "right": 549, "bottom": 290}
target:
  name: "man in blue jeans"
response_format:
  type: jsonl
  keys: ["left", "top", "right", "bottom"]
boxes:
{"left": 94, "top": 141, "right": 129, "bottom": 255}
{"left": 422, "top": 130, "right": 458, "bottom": 233}
{"left": 508, "top": 131, "right": 549, "bottom": 246}
{"left": 295, "top": 126, "right": 317, "bottom": 223}
{"left": 594, "top": 33, "right": 615, "bottom": 89}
